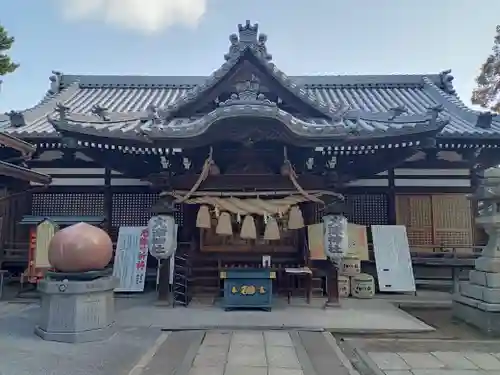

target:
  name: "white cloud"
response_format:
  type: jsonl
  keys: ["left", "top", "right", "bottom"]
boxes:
{"left": 58, "top": 0, "right": 207, "bottom": 34}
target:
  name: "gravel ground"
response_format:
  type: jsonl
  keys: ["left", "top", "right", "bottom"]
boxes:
{"left": 0, "top": 304, "right": 161, "bottom": 375}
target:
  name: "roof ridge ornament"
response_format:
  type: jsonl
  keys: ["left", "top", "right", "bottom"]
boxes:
{"left": 224, "top": 20, "right": 272, "bottom": 62}
{"left": 55, "top": 103, "right": 70, "bottom": 119}
{"left": 91, "top": 105, "right": 110, "bottom": 121}
{"left": 388, "top": 105, "right": 407, "bottom": 120}
{"left": 49, "top": 71, "right": 63, "bottom": 94}
{"left": 439, "top": 69, "right": 456, "bottom": 95}
{"left": 5, "top": 110, "right": 26, "bottom": 128}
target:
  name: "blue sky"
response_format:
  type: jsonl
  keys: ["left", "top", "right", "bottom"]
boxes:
{"left": 0, "top": 0, "right": 499, "bottom": 112}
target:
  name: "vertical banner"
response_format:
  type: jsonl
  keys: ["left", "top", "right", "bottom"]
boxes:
{"left": 113, "top": 226, "right": 148, "bottom": 292}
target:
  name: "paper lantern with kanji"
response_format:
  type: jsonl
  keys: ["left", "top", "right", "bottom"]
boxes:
{"left": 48, "top": 222, "right": 113, "bottom": 272}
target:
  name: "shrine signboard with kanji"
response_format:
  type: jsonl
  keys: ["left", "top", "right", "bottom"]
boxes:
{"left": 113, "top": 226, "right": 149, "bottom": 292}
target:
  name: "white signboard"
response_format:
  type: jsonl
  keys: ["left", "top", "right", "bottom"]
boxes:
{"left": 371, "top": 225, "right": 416, "bottom": 293}
{"left": 322, "top": 215, "right": 348, "bottom": 262}
{"left": 148, "top": 215, "right": 177, "bottom": 259}
{"left": 113, "top": 226, "right": 149, "bottom": 292}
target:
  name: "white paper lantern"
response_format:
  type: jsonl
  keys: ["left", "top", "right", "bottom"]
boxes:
{"left": 322, "top": 214, "right": 348, "bottom": 262}
{"left": 148, "top": 215, "right": 177, "bottom": 259}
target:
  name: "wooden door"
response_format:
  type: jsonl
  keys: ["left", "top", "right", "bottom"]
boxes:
{"left": 396, "top": 195, "right": 434, "bottom": 252}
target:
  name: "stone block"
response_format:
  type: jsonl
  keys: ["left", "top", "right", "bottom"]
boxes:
{"left": 266, "top": 346, "right": 301, "bottom": 369}
{"left": 463, "top": 353, "right": 500, "bottom": 370}
{"left": 475, "top": 257, "right": 500, "bottom": 273}
{"left": 397, "top": 353, "right": 445, "bottom": 369}
{"left": 430, "top": 352, "right": 477, "bottom": 369}
{"left": 452, "top": 298, "right": 500, "bottom": 336}
{"left": 34, "top": 276, "right": 116, "bottom": 343}
{"left": 368, "top": 353, "right": 410, "bottom": 370}
{"left": 468, "top": 270, "right": 487, "bottom": 286}
{"left": 469, "top": 270, "right": 500, "bottom": 288}
{"left": 460, "top": 282, "right": 500, "bottom": 304}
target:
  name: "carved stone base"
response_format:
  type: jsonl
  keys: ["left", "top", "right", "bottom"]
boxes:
{"left": 453, "top": 294, "right": 500, "bottom": 336}
{"left": 35, "top": 276, "right": 116, "bottom": 343}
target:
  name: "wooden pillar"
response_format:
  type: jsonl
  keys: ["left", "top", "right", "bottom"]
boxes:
{"left": 104, "top": 168, "right": 112, "bottom": 233}
{"left": 324, "top": 261, "right": 339, "bottom": 307}
{"left": 157, "top": 259, "right": 170, "bottom": 304}
{"left": 387, "top": 168, "right": 397, "bottom": 225}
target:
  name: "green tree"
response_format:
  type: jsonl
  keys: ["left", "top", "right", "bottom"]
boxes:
{"left": 0, "top": 24, "right": 19, "bottom": 76}
{"left": 472, "top": 25, "right": 500, "bottom": 113}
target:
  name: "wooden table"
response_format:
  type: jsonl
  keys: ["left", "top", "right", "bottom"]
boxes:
{"left": 285, "top": 267, "right": 312, "bottom": 304}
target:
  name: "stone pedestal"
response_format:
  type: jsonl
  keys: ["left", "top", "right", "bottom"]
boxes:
{"left": 35, "top": 276, "right": 116, "bottom": 343}
{"left": 453, "top": 173, "right": 500, "bottom": 336}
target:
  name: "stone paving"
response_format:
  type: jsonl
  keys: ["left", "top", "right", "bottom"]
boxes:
{"left": 141, "top": 330, "right": 353, "bottom": 375}
{"left": 367, "top": 351, "right": 500, "bottom": 375}
{"left": 190, "top": 331, "right": 302, "bottom": 375}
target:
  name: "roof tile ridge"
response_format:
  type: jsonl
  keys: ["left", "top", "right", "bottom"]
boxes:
{"left": 422, "top": 75, "right": 481, "bottom": 125}
{"left": 9, "top": 81, "right": 81, "bottom": 128}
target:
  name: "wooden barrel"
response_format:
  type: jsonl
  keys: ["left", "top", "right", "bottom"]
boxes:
{"left": 350, "top": 273, "right": 375, "bottom": 299}
{"left": 341, "top": 256, "right": 361, "bottom": 276}
{"left": 338, "top": 275, "right": 350, "bottom": 298}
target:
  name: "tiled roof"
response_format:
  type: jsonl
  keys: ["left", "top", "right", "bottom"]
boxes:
{"left": 1, "top": 72, "right": 490, "bottom": 139}
{"left": 2, "top": 21, "right": 498, "bottom": 141}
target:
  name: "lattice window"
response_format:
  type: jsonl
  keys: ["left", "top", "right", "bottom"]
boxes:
{"left": 432, "top": 195, "right": 473, "bottom": 247}
{"left": 396, "top": 194, "right": 474, "bottom": 250}
{"left": 32, "top": 193, "right": 105, "bottom": 216}
{"left": 345, "top": 194, "right": 388, "bottom": 226}
{"left": 312, "top": 194, "right": 388, "bottom": 226}
{"left": 396, "top": 195, "right": 433, "bottom": 246}
{"left": 111, "top": 193, "right": 183, "bottom": 227}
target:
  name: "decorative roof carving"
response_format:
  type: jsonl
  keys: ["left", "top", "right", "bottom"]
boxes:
{"left": 91, "top": 105, "right": 110, "bottom": 121}
{"left": 55, "top": 103, "right": 70, "bottom": 119}
{"left": 439, "top": 69, "right": 456, "bottom": 95}
{"left": 219, "top": 75, "right": 276, "bottom": 107}
{"left": 224, "top": 20, "right": 272, "bottom": 62}
{"left": 5, "top": 110, "right": 26, "bottom": 128}
{"left": 388, "top": 106, "right": 407, "bottom": 120}
{"left": 49, "top": 71, "right": 63, "bottom": 94}
{"left": 142, "top": 104, "right": 162, "bottom": 124}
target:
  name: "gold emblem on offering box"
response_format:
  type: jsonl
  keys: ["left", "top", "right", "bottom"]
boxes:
{"left": 231, "top": 285, "right": 267, "bottom": 295}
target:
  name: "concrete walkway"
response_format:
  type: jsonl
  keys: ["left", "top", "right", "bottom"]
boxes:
{"left": 344, "top": 338, "right": 500, "bottom": 375}
{"left": 139, "top": 330, "right": 355, "bottom": 375}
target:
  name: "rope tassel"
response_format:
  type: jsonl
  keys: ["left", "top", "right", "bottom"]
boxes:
{"left": 216, "top": 212, "right": 233, "bottom": 236}
{"left": 288, "top": 205, "right": 304, "bottom": 230}
{"left": 196, "top": 205, "right": 211, "bottom": 228}
{"left": 240, "top": 215, "right": 257, "bottom": 239}
{"left": 264, "top": 216, "right": 280, "bottom": 240}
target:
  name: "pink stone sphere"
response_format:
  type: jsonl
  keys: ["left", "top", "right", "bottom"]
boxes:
{"left": 48, "top": 222, "right": 113, "bottom": 272}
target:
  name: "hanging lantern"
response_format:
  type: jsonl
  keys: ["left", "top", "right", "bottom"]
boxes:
{"left": 322, "top": 202, "right": 348, "bottom": 263}
{"left": 148, "top": 215, "right": 177, "bottom": 259}
{"left": 148, "top": 197, "right": 178, "bottom": 259}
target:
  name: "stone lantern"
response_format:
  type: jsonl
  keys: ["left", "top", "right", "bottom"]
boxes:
{"left": 453, "top": 168, "right": 500, "bottom": 335}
